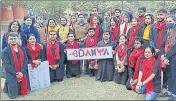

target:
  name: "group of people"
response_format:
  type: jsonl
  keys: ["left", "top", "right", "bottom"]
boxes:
{"left": 1, "top": 6, "right": 176, "bottom": 100}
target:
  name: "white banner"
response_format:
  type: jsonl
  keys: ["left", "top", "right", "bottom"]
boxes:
{"left": 67, "top": 47, "right": 113, "bottom": 60}
{"left": 28, "top": 61, "right": 51, "bottom": 91}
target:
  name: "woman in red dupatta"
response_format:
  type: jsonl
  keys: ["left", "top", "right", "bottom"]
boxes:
{"left": 113, "top": 34, "right": 128, "bottom": 85}
{"left": 110, "top": 16, "right": 120, "bottom": 42}
{"left": 66, "top": 32, "right": 81, "bottom": 78}
{"left": 136, "top": 46, "right": 161, "bottom": 100}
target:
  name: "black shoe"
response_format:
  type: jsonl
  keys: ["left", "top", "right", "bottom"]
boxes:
{"left": 67, "top": 74, "right": 72, "bottom": 78}
{"left": 159, "top": 92, "right": 172, "bottom": 98}
{"left": 57, "top": 79, "right": 63, "bottom": 82}
{"left": 76, "top": 75, "right": 80, "bottom": 78}
{"left": 168, "top": 95, "right": 176, "bottom": 101}
{"left": 89, "top": 74, "right": 94, "bottom": 77}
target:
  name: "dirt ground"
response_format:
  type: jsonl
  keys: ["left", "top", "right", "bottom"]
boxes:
{"left": 1, "top": 75, "right": 167, "bottom": 100}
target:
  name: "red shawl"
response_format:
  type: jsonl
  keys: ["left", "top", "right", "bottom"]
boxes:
{"left": 10, "top": 45, "right": 28, "bottom": 96}
{"left": 123, "top": 24, "right": 127, "bottom": 35}
{"left": 117, "top": 44, "right": 127, "bottom": 61}
{"left": 94, "top": 24, "right": 100, "bottom": 39}
{"left": 46, "top": 40, "right": 60, "bottom": 65}
{"left": 86, "top": 36, "right": 97, "bottom": 63}
{"left": 117, "top": 16, "right": 122, "bottom": 24}
{"left": 27, "top": 43, "right": 41, "bottom": 68}
{"left": 138, "top": 16, "right": 145, "bottom": 25}
{"left": 90, "top": 16, "right": 94, "bottom": 26}
{"left": 141, "top": 56, "right": 156, "bottom": 94}
{"left": 67, "top": 40, "right": 79, "bottom": 64}
{"left": 110, "top": 25, "right": 120, "bottom": 41}
{"left": 156, "top": 21, "right": 167, "bottom": 48}
{"left": 129, "top": 48, "right": 144, "bottom": 67}
{"left": 132, "top": 55, "right": 143, "bottom": 80}
{"left": 128, "top": 24, "right": 140, "bottom": 48}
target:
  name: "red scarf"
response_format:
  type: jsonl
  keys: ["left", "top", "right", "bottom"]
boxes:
{"left": 156, "top": 21, "right": 167, "bottom": 48}
{"left": 10, "top": 45, "right": 28, "bottom": 96}
{"left": 110, "top": 25, "right": 120, "bottom": 41}
{"left": 90, "top": 16, "right": 94, "bottom": 26}
{"left": 94, "top": 24, "right": 100, "bottom": 39}
{"left": 138, "top": 16, "right": 145, "bottom": 25}
{"left": 46, "top": 40, "right": 60, "bottom": 65}
{"left": 67, "top": 40, "right": 79, "bottom": 64}
{"left": 117, "top": 16, "right": 122, "bottom": 24}
{"left": 129, "top": 48, "right": 144, "bottom": 67}
{"left": 27, "top": 43, "right": 41, "bottom": 68}
{"left": 132, "top": 55, "right": 143, "bottom": 80}
{"left": 128, "top": 24, "right": 140, "bottom": 48}
{"left": 86, "top": 36, "right": 97, "bottom": 63}
{"left": 141, "top": 56, "right": 156, "bottom": 94}
{"left": 117, "top": 44, "right": 127, "bottom": 61}
{"left": 123, "top": 24, "right": 127, "bottom": 35}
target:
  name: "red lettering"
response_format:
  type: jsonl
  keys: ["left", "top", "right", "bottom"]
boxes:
{"left": 85, "top": 49, "right": 91, "bottom": 56}
{"left": 97, "top": 48, "right": 104, "bottom": 56}
{"left": 73, "top": 50, "right": 78, "bottom": 57}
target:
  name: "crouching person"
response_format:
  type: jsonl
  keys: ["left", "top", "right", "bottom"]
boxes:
{"left": 43, "top": 31, "right": 66, "bottom": 83}
{"left": 136, "top": 46, "right": 161, "bottom": 100}
{"left": 2, "top": 32, "right": 28, "bottom": 99}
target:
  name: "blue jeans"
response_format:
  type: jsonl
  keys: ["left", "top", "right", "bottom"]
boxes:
{"left": 168, "top": 61, "right": 176, "bottom": 95}
{"left": 145, "top": 92, "right": 157, "bottom": 100}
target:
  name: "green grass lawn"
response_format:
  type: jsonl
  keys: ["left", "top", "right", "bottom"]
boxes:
{"left": 1, "top": 75, "right": 167, "bottom": 100}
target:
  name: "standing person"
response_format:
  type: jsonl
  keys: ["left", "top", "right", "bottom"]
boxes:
{"left": 113, "top": 34, "right": 128, "bottom": 85}
{"left": 91, "top": 16, "right": 103, "bottom": 42}
{"left": 96, "top": 31, "right": 116, "bottom": 82}
{"left": 43, "top": 30, "right": 66, "bottom": 83}
{"left": 126, "top": 37, "right": 144, "bottom": 90}
{"left": 65, "top": 32, "right": 81, "bottom": 78}
{"left": 46, "top": 18, "right": 59, "bottom": 41}
{"left": 21, "top": 15, "right": 40, "bottom": 43}
{"left": 83, "top": 27, "right": 98, "bottom": 77}
{"left": 25, "top": 34, "right": 44, "bottom": 90}
{"left": 87, "top": 7, "right": 103, "bottom": 26}
{"left": 127, "top": 18, "right": 141, "bottom": 49}
{"left": 74, "top": 13, "right": 89, "bottom": 42}
{"left": 2, "top": 32, "right": 28, "bottom": 99}
{"left": 160, "top": 16, "right": 176, "bottom": 97}
{"left": 69, "top": 15, "right": 77, "bottom": 32}
{"left": 109, "top": 16, "right": 120, "bottom": 42}
{"left": 56, "top": 17, "right": 72, "bottom": 43}
{"left": 2, "top": 20, "right": 27, "bottom": 50}
{"left": 137, "top": 7, "right": 146, "bottom": 25}
{"left": 35, "top": 16, "right": 47, "bottom": 43}
{"left": 160, "top": 16, "right": 176, "bottom": 100}
{"left": 101, "top": 12, "right": 111, "bottom": 31}
{"left": 136, "top": 46, "right": 161, "bottom": 100}
{"left": 120, "top": 12, "right": 132, "bottom": 35}
{"left": 114, "top": 9, "right": 122, "bottom": 24}
{"left": 137, "top": 14, "right": 154, "bottom": 48}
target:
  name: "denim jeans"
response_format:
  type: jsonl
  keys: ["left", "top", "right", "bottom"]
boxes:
{"left": 145, "top": 92, "right": 157, "bottom": 100}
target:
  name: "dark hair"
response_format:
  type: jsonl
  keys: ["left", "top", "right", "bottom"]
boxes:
{"left": 60, "top": 17, "right": 68, "bottom": 23}
{"left": 134, "top": 37, "right": 144, "bottom": 45}
{"left": 166, "top": 15, "right": 176, "bottom": 22}
{"left": 24, "top": 15, "right": 35, "bottom": 26}
{"left": 8, "top": 20, "right": 22, "bottom": 33}
{"left": 115, "top": 9, "right": 121, "bottom": 13}
{"left": 88, "top": 27, "right": 95, "bottom": 31}
{"left": 111, "top": 16, "right": 119, "bottom": 26}
{"left": 104, "top": 12, "right": 111, "bottom": 17}
{"left": 7, "top": 32, "right": 19, "bottom": 38}
{"left": 27, "top": 34, "right": 36, "bottom": 40}
{"left": 67, "top": 31, "right": 76, "bottom": 37}
{"left": 145, "top": 13, "right": 154, "bottom": 24}
{"left": 132, "top": 17, "right": 139, "bottom": 22}
{"left": 78, "top": 13, "right": 85, "bottom": 17}
{"left": 138, "top": 7, "right": 146, "bottom": 12}
{"left": 117, "top": 34, "right": 127, "bottom": 43}
{"left": 157, "top": 8, "right": 168, "bottom": 14}
{"left": 47, "top": 18, "right": 57, "bottom": 27}
{"left": 145, "top": 46, "right": 155, "bottom": 55}
{"left": 92, "top": 7, "right": 98, "bottom": 11}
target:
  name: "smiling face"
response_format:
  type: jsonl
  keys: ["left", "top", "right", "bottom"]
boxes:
{"left": 104, "top": 12, "right": 110, "bottom": 21}
{"left": 48, "top": 20, "right": 56, "bottom": 27}
{"left": 88, "top": 29, "right": 95, "bottom": 37}
{"left": 68, "top": 34, "right": 75, "bottom": 42}
{"left": 138, "top": 10, "right": 145, "bottom": 17}
{"left": 144, "top": 47, "right": 153, "bottom": 58}
{"left": 110, "top": 18, "right": 116, "bottom": 26}
{"left": 157, "top": 12, "right": 166, "bottom": 22}
{"left": 92, "top": 7, "right": 98, "bottom": 16}
{"left": 71, "top": 16, "right": 77, "bottom": 23}
{"left": 60, "top": 17, "right": 67, "bottom": 25}
{"left": 93, "top": 16, "right": 98, "bottom": 24}
{"left": 25, "top": 18, "right": 32, "bottom": 26}
{"left": 8, "top": 36, "right": 18, "bottom": 46}
{"left": 123, "top": 15, "right": 129, "bottom": 23}
{"left": 131, "top": 18, "right": 138, "bottom": 27}
{"left": 10, "top": 22, "right": 19, "bottom": 32}
{"left": 119, "top": 35, "right": 126, "bottom": 45}
{"left": 134, "top": 40, "right": 142, "bottom": 49}
{"left": 28, "top": 35, "right": 36, "bottom": 45}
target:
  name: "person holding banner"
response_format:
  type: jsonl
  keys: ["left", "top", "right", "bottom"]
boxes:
{"left": 43, "top": 30, "right": 66, "bottom": 83}
{"left": 96, "top": 30, "right": 116, "bottom": 82}
{"left": 2, "top": 32, "right": 28, "bottom": 99}
{"left": 113, "top": 34, "right": 128, "bottom": 85}
{"left": 66, "top": 32, "right": 81, "bottom": 78}
{"left": 83, "top": 27, "right": 98, "bottom": 77}
{"left": 25, "top": 34, "right": 44, "bottom": 90}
